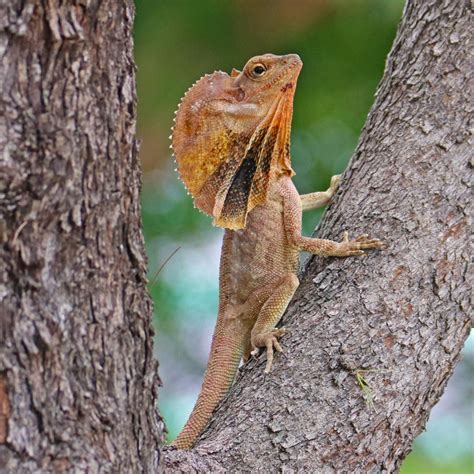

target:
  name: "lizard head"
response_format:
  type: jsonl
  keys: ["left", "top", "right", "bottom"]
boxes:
{"left": 232, "top": 53, "right": 302, "bottom": 119}
{"left": 172, "top": 53, "right": 302, "bottom": 229}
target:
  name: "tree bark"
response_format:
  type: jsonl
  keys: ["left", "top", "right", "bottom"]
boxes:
{"left": 1, "top": 1, "right": 163, "bottom": 472}
{"left": 164, "top": 0, "right": 472, "bottom": 471}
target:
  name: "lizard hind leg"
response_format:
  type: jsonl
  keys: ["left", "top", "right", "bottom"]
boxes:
{"left": 250, "top": 273, "right": 299, "bottom": 373}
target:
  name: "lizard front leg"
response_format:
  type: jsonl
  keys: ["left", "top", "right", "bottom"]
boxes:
{"left": 283, "top": 178, "right": 384, "bottom": 256}
{"left": 295, "top": 231, "right": 383, "bottom": 257}
{"left": 300, "top": 174, "right": 340, "bottom": 211}
{"left": 250, "top": 274, "right": 299, "bottom": 373}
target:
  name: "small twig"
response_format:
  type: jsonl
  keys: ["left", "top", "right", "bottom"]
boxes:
{"left": 149, "top": 246, "right": 181, "bottom": 287}
{"left": 12, "top": 221, "right": 28, "bottom": 245}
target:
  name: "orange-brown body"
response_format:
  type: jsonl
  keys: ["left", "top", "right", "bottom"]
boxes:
{"left": 171, "top": 54, "right": 382, "bottom": 449}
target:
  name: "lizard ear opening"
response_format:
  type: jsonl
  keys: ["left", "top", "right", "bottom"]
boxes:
{"left": 230, "top": 68, "right": 241, "bottom": 78}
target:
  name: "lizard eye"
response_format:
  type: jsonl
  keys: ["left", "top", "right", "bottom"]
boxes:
{"left": 251, "top": 63, "right": 267, "bottom": 78}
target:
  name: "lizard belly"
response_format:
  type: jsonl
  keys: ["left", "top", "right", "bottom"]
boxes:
{"left": 225, "top": 185, "right": 299, "bottom": 305}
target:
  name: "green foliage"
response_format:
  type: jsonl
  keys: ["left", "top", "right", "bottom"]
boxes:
{"left": 401, "top": 453, "right": 473, "bottom": 474}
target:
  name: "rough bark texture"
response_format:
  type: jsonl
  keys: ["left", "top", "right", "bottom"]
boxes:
{"left": 1, "top": 1, "right": 163, "bottom": 471}
{"left": 164, "top": 0, "right": 472, "bottom": 471}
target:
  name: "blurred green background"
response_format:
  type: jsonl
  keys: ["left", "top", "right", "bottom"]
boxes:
{"left": 134, "top": 1, "right": 473, "bottom": 471}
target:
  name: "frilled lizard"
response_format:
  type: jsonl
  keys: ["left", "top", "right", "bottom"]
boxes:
{"left": 170, "top": 53, "right": 383, "bottom": 449}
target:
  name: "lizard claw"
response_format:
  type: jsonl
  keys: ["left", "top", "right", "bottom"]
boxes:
{"left": 327, "top": 175, "right": 341, "bottom": 204}
{"left": 250, "top": 347, "right": 260, "bottom": 358}
{"left": 337, "top": 232, "right": 384, "bottom": 257}
{"left": 252, "top": 327, "right": 287, "bottom": 374}
{"left": 329, "top": 175, "right": 341, "bottom": 193}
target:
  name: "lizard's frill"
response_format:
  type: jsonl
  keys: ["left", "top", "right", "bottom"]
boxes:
{"left": 172, "top": 71, "right": 296, "bottom": 230}
{"left": 172, "top": 72, "right": 238, "bottom": 220}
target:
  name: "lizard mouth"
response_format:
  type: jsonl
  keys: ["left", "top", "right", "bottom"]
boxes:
{"left": 263, "top": 55, "right": 302, "bottom": 91}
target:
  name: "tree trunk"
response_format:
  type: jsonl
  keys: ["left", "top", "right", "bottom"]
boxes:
{"left": 164, "top": 0, "right": 471, "bottom": 471}
{"left": 1, "top": 1, "right": 163, "bottom": 471}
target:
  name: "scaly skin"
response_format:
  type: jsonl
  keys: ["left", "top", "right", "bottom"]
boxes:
{"left": 171, "top": 54, "right": 383, "bottom": 449}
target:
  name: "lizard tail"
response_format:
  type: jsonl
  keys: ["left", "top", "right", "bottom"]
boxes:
{"left": 172, "top": 328, "right": 245, "bottom": 449}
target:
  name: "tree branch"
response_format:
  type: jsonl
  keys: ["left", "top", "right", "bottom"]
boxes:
{"left": 163, "top": 0, "right": 472, "bottom": 471}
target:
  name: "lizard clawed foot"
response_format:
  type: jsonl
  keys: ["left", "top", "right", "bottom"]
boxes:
{"left": 335, "top": 231, "right": 384, "bottom": 257}
{"left": 328, "top": 175, "right": 341, "bottom": 195}
{"left": 325, "top": 175, "right": 341, "bottom": 204}
{"left": 251, "top": 327, "right": 286, "bottom": 373}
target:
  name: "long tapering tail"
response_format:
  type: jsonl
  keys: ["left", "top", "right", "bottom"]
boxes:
{"left": 172, "top": 325, "right": 245, "bottom": 449}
